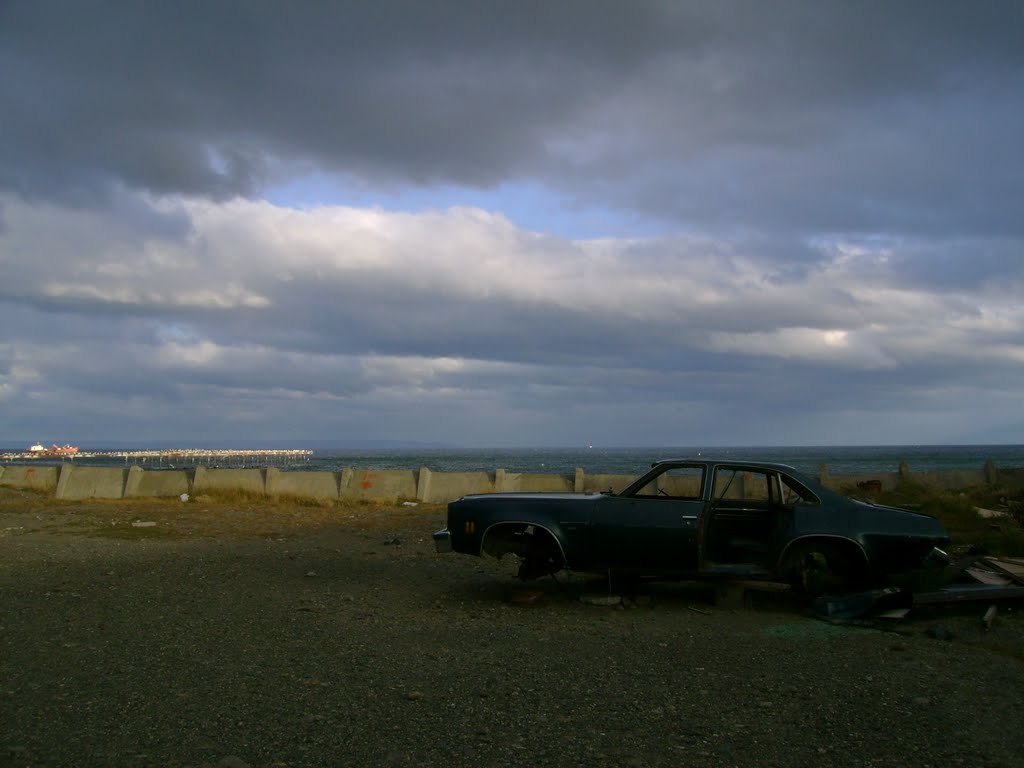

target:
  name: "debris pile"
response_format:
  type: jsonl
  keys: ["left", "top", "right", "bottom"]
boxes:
{"left": 809, "top": 553, "right": 1024, "bottom": 626}
{"left": 914, "top": 553, "right": 1024, "bottom": 604}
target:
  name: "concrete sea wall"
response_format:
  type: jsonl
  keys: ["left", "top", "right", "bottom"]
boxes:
{"left": 0, "top": 465, "right": 61, "bottom": 492}
{"left": 0, "top": 460, "right": 1019, "bottom": 503}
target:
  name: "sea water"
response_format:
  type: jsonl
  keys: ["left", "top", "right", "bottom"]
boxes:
{"left": 303, "top": 445, "right": 1024, "bottom": 476}
{"left": 3, "top": 444, "right": 1023, "bottom": 475}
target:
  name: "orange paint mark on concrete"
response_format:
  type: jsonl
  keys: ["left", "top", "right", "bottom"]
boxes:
{"left": 361, "top": 480, "right": 373, "bottom": 489}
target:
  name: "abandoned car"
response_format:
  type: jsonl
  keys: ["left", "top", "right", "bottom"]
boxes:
{"left": 434, "top": 459, "right": 950, "bottom": 591}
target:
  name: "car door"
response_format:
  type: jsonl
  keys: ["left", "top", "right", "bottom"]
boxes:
{"left": 588, "top": 465, "right": 705, "bottom": 571}
{"left": 701, "top": 466, "right": 788, "bottom": 569}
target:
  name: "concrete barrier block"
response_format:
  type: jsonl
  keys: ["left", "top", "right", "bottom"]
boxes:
{"left": 539, "top": 473, "right": 574, "bottom": 492}
{"left": 501, "top": 472, "right": 573, "bottom": 493}
{"left": 193, "top": 467, "right": 266, "bottom": 495}
{"left": 416, "top": 467, "right": 433, "bottom": 501}
{"left": 340, "top": 468, "right": 354, "bottom": 495}
{"left": 56, "top": 463, "right": 72, "bottom": 497}
{"left": 342, "top": 469, "right": 418, "bottom": 502}
{"left": 0, "top": 465, "right": 60, "bottom": 491}
{"left": 58, "top": 466, "right": 128, "bottom": 500}
{"left": 264, "top": 467, "right": 281, "bottom": 495}
{"left": 269, "top": 470, "right": 340, "bottom": 500}
{"left": 126, "top": 468, "right": 192, "bottom": 498}
{"left": 420, "top": 471, "right": 495, "bottom": 503}
{"left": 124, "top": 465, "right": 144, "bottom": 496}
{"left": 582, "top": 473, "right": 636, "bottom": 494}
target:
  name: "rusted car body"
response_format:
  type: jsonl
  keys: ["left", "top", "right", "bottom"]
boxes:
{"left": 434, "top": 459, "right": 950, "bottom": 591}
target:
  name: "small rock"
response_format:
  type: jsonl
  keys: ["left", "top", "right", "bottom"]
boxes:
{"left": 406, "top": 691, "right": 423, "bottom": 701}
{"left": 179, "top": 493, "right": 190, "bottom": 502}
{"left": 305, "top": 571, "right": 317, "bottom": 577}
{"left": 131, "top": 521, "right": 156, "bottom": 528}
{"left": 926, "top": 625, "right": 956, "bottom": 641}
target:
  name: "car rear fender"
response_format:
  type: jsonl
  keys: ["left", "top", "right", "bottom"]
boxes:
{"left": 480, "top": 520, "right": 568, "bottom": 564}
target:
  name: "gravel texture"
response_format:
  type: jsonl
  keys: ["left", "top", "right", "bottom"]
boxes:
{"left": 2, "top": 489, "right": 1024, "bottom": 768}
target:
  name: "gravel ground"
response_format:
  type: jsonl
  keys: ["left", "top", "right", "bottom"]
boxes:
{"left": 2, "top": 489, "right": 1024, "bottom": 768}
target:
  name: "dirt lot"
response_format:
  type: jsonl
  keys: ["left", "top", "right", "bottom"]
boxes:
{"left": 2, "top": 489, "right": 1024, "bottom": 768}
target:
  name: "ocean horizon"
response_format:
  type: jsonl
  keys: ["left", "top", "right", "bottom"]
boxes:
{"left": 3, "top": 444, "right": 1024, "bottom": 477}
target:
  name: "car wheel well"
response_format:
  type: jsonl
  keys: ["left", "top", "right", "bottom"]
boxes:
{"left": 481, "top": 522, "right": 566, "bottom": 580}
{"left": 778, "top": 537, "right": 869, "bottom": 595}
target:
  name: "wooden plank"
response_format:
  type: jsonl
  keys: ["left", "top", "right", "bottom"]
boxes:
{"left": 965, "top": 567, "right": 1013, "bottom": 586}
{"left": 982, "top": 557, "right": 1024, "bottom": 584}
{"left": 914, "top": 584, "right": 1024, "bottom": 604}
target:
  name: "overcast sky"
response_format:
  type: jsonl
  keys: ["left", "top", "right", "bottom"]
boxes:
{"left": 1, "top": 1, "right": 1022, "bottom": 448}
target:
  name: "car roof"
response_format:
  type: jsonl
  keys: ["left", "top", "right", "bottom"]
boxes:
{"left": 649, "top": 458, "right": 829, "bottom": 490}
{"left": 653, "top": 458, "right": 801, "bottom": 472}
{"left": 618, "top": 457, "right": 831, "bottom": 500}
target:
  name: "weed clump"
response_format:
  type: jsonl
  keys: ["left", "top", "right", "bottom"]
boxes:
{"left": 873, "top": 483, "right": 1024, "bottom": 557}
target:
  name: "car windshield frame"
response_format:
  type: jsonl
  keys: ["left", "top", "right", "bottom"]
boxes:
{"left": 619, "top": 462, "right": 708, "bottom": 500}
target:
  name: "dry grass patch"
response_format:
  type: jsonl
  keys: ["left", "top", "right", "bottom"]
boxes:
{"left": 0, "top": 486, "right": 445, "bottom": 540}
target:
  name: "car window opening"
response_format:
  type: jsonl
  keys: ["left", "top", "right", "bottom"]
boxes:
{"left": 705, "top": 468, "right": 788, "bottom": 567}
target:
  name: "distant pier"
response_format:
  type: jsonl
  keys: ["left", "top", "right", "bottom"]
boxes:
{"left": 0, "top": 448, "right": 313, "bottom": 469}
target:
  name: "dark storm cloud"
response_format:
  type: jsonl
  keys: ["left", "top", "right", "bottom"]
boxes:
{"left": 3, "top": 1, "right": 1023, "bottom": 237}
{"left": 1, "top": 2, "right": 1022, "bottom": 446}
{"left": 0, "top": 0, "right": 673, "bottom": 198}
